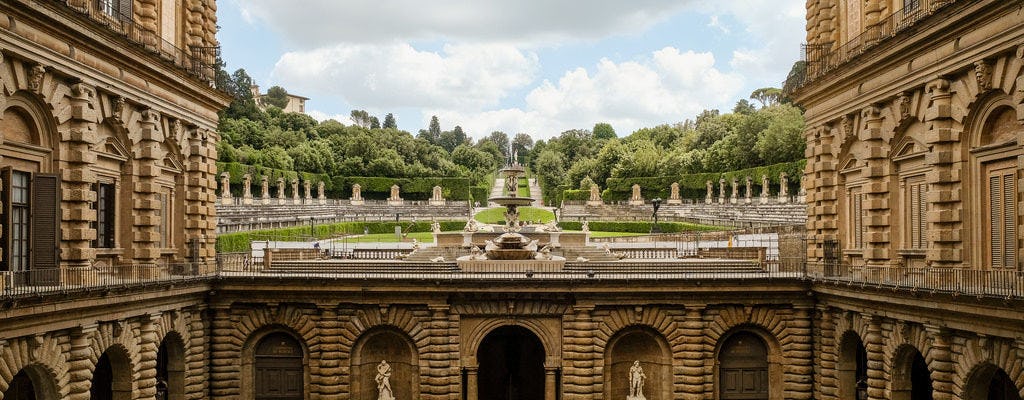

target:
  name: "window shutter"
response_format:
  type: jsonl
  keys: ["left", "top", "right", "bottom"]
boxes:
{"left": 1, "top": 168, "right": 10, "bottom": 272}
{"left": 990, "top": 175, "right": 1003, "bottom": 267}
{"left": 119, "top": 0, "right": 133, "bottom": 20}
{"left": 1003, "top": 174, "right": 1016, "bottom": 268}
{"left": 30, "top": 174, "right": 60, "bottom": 284}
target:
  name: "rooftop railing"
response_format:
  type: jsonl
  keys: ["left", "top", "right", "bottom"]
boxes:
{"left": 788, "top": 0, "right": 962, "bottom": 91}
{"left": 35, "top": 0, "right": 219, "bottom": 86}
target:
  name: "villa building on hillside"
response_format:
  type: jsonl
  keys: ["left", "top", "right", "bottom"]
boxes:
{"left": 249, "top": 84, "right": 308, "bottom": 114}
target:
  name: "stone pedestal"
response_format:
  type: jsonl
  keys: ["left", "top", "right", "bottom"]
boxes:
{"left": 667, "top": 182, "right": 682, "bottom": 204}
{"left": 628, "top": 184, "right": 644, "bottom": 206}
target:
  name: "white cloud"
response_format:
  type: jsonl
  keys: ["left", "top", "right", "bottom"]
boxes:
{"left": 707, "top": 15, "right": 730, "bottom": 34}
{"left": 425, "top": 47, "right": 744, "bottom": 140}
{"left": 699, "top": 2, "right": 806, "bottom": 85}
{"left": 271, "top": 43, "right": 539, "bottom": 111}
{"left": 235, "top": 0, "right": 694, "bottom": 47}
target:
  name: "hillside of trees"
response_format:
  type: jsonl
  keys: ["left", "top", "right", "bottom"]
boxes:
{"left": 214, "top": 68, "right": 804, "bottom": 203}
{"left": 526, "top": 89, "right": 805, "bottom": 203}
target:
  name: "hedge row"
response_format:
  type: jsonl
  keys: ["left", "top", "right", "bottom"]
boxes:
{"left": 557, "top": 220, "right": 724, "bottom": 233}
{"left": 215, "top": 220, "right": 467, "bottom": 252}
{"left": 215, "top": 162, "right": 478, "bottom": 200}
{"left": 330, "top": 176, "right": 471, "bottom": 201}
{"left": 562, "top": 190, "right": 590, "bottom": 201}
{"left": 595, "top": 160, "right": 807, "bottom": 201}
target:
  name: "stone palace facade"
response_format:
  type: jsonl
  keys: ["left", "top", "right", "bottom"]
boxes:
{"left": 0, "top": 1, "right": 1022, "bottom": 400}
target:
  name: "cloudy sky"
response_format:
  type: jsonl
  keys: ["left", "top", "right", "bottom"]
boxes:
{"left": 218, "top": 0, "right": 806, "bottom": 140}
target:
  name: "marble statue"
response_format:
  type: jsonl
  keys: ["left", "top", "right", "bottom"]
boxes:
{"left": 628, "top": 360, "right": 647, "bottom": 400}
{"left": 317, "top": 181, "right": 326, "bottom": 204}
{"left": 242, "top": 174, "right": 252, "bottom": 204}
{"left": 535, "top": 245, "right": 553, "bottom": 260}
{"left": 744, "top": 176, "right": 752, "bottom": 204}
{"left": 351, "top": 183, "right": 364, "bottom": 205}
{"left": 303, "top": 179, "right": 312, "bottom": 201}
{"left": 778, "top": 172, "right": 789, "bottom": 204}
{"left": 706, "top": 180, "right": 713, "bottom": 204}
{"left": 718, "top": 178, "right": 726, "bottom": 204}
{"left": 220, "top": 172, "right": 232, "bottom": 200}
{"left": 506, "top": 174, "right": 518, "bottom": 196}
{"left": 430, "top": 185, "right": 445, "bottom": 205}
{"left": 261, "top": 176, "right": 270, "bottom": 204}
{"left": 668, "top": 182, "right": 681, "bottom": 204}
{"left": 276, "top": 178, "right": 286, "bottom": 201}
{"left": 464, "top": 219, "right": 479, "bottom": 232}
{"left": 581, "top": 220, "right": 590, "bottom": 233}
{"left": 375, "top": 360, "right": 394, "bottom": 400}
{"left": 629, "top": 184, "right": 643, "bottom": 205}
{"left": 431, "top": 220, "right": 441, "bottom": 234}
{"left": 291, "top": 178, "right": 300, "bottom": 204}
{"left": 588, "top": 183, "right": 602, "bottom": 206}
{"left": 760, "top": 174, "right": 770, "bottom": 204}
{"left": 730, "top": 178, "right": 738, "bottom": 204}
{"left": 388, "top": 184, "right": 403, "bottom": 205}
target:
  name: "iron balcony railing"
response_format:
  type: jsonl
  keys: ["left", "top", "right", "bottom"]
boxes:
{"left": 788, "top": 0, "right": 961, "bottom": 91}
{"left": 2, "top": 253, "right": 1024, "bottom": 301}
{"left": 38, "top": 0, "right": 219, "bottom": 85}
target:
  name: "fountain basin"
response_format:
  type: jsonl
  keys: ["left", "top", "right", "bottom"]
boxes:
{"left": 487, "top": 197, "right": 534, "bottom": 206}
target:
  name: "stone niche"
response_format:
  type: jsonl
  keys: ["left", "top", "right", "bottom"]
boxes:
{"left": 351, "top": 328, "right": 419, "bottom": 400}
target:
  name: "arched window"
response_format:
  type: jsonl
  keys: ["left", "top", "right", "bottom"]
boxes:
{"left": 968, "top": 104, "right": 1023, "bottom": 269}
{"left": 254, "top": 332, "right": 304, "bottom": 400}
{"left": 91, "top": 347, "right": 133, "bottom": 400}
{"left": 718, "top": 331, "right": 769, "bottom": 400}
{"left": 892, "top": 345, "right": 932, "bottom": 400}
{"left": 965, "top": 363, "right": 1022, "bottom": 400}
{"left": 1, "top": 99, "right": 59, "bottom": 285}
{"left": 839, "top": 331, "right": 868, "bottom": 400}
{"left": 351, "top": 328, "right": 419, "bottom": 400}
{"left": 604, "top": 327, "right": 672, "bottom": 400}
{"left": 157, "top": 333, "right": 187, "bottom": 400}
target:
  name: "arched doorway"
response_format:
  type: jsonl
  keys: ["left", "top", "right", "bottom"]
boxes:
{"left": 718, "top": 331, "right": 769, "bottom": 400}
{"left": 839, "top": 331, "right": 868, "bottom": 400}
{"left": 892, "top": 346, "right": 932, "bottom": 400}
{"left": 157, "top": 333, "right": 186, "bottom": 400}
{"left": 4, "top": 370, "right": 36, "bottom": 400}
{"left": 966, "top": 364, "right": 1022, "bottom": 400}
{"left": 477, "top": 325, "right": 545, "bottom": 400}
{"left": 254, "top": 332, "right": 304, "bottom": 400}
{"left": 352, "top": 328, "right": 419, "bottom": 400}
{"left": 91, "top": 347, "right": 133, "bottom": 400}
{"left": 605, "top": 327, "right": 672, "bottom": 400}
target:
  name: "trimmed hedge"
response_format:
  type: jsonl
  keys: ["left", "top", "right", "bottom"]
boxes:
{"left": 599, "top": 160, "right": 806, "bottom": 201}
{"left": 562, "top": 190, "right": 590, "bottom": 201}
{"left": 557, "top": 220, "right": 724, "bottom": 233}
{"left": 215, "top": 220, "right": 467, "bottom": 252}
{"left": 217, "top": 162, "right": 331, "bottom": 198}
{"left": 330, "top": 176, "right": 471, "bottom": 201}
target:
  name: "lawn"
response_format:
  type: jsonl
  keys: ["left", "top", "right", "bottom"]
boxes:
{"left": 331, "top": 231, "right": 437, "bottom": 243}
{"left": 474, "top": 206, "right": 555, "bottom": 224}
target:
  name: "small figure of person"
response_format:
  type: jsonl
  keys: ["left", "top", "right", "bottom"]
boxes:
{"left": 376, "top": 360, "right": 394, "bottom": 400}
{"left": 628, "top": 360, "right": 646, "bottom": 400}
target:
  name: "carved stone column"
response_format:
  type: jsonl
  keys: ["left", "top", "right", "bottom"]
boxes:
{"left": 806, "top": 125, "right": 838, "bottom": 261}
{"left": 861, "top": 106, "right": 891, "bottom": 265}
{"left": 814, "top": 306, "right": 837, "bottom": 399}
{"left": 208, "top": 307, "right": 240, "bottom": 397}
{"left": 67, "top": 324, "right": 98, "bottom": 400}
{"left": 544, "top": 366, "right": 558, "bottom": 400}
{"left": 562, "top": 306, "right": 597, "bottom": 400}
{"left": 132, "top": 109, "right": 163, "bottom": 264}
{"left": 137, "top": 313, "right": 162, "bottom": 399}
{"left": 787, "top": 307, "right": 814, "bottom": 399}
{"left": 862, "top": 314, "right": 885, "bottom": 400}
{"left": 313, "top": 308, "right": 342, "bottom": 397}
{"left": 465, "top": 367, "right": 479, "bottom": 400}
{"left": 924, "top": 324, "right": 954, "bottom": 400}
{"left": 185, "top": 128, "right": 218, "bottom": 266}
{"left": 923, "top": 79, "right": 962, "bottom": 267}
{"left": 678, "top": 306, "right": 705, "bottom": 399}
{"left": 65, "top": 83, "right": 100, "bottom": 269}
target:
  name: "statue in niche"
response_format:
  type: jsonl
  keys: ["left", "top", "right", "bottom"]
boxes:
{"left": 628, "top": 360, "right": 646, "bottom": 400}
{"left": 375, "top": 360, "right": 394, "bottom": 400}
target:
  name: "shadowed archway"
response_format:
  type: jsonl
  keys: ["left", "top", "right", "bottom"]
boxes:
{"left": 477, "top": 325, "right": 546, "bottom": 400}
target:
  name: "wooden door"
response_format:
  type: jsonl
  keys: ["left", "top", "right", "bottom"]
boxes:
{"left": 255, "top": 333, "right": 304, "bottom": 400}
{"left": 719, "top": 332, "right": 768, "bottom": 400}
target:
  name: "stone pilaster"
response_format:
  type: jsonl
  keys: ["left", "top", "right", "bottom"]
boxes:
{"left": 815, "top": 307, "right": 838, "bottom": 399}
{"left": 785, "top": 307, "right": 815, "bottom": 399}
{"left": 860, "top": 106, "right": 892, "bottom": 264}
{"left": 185, "top": 0, "right": 205, "bottom": 47}
{"left": 312, "top": 308, "right": 342, "bottom": 398}
{"left": 863, "top": 315, "right": 885, "bottom": 400}
{"left": 923, "top": 79, "right": 962, "bottom": 267}
{"left": 678, "top": 306, "right": 705, "bottom": 399}
{"left": 562, "top": 306, "right": 596, "bottom": 400}
{"left": 64, "top": 83, "right": 100, "bottom": 269}
{"left": 924, "top": 324, "right": 954, "bottom": 400}
{"left": 208, "top": 307, "right": 240, "bottom": 398}
{"left": 202, "top": 0, "right": 218, "bottom": 47}
{"left": 66, "top": 324, "right": 98, "bottom": 400}
{"left": 807, "top": 125, "right": 838, "bottom": 260}
{"left": 135, "top": 0, "right": 159, "bottom": 47}
{"left": 132, "top": 109, "right": 163, "bottom": 264}
{"left": 422, "top": 305, "right": 459, "bottom": 399}
{"left": 185, "top": 128, "right": 217, "bottom": 267}
{"left": 185, "top": 309, "right": 208, "bottom": 400}
{"left": 137, "top": 313, "right": 162, "bottom": 399}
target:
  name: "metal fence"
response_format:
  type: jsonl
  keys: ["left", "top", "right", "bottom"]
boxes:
{"left": 1, "top": 262, "right": 205, "bottom": 298}
{"left": 806, "top": 262, "right": 1024, "bottom": 298}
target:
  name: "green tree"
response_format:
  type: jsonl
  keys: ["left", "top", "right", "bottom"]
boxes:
{"left": 755, "top": 104, "right": 806, "bottom": 164}
{"left": 264, "top": 85, "right": 290, "bottom": 109}
{"left": 750, "top": 87, "right": 783, "bottom": 108}
{"left": 593, "top": 122, "right": 616, "bottom": 140}
{"left": 439, "top": 126, "right": 469, "bottom": 153}
{"left": 487, "top": 131, "right": 510, "bottom": 157}
{"left": 382, "top": 113, "right": 397, "bottom": 129}
{"left": 534, "top": 149, "right": 566, "bottom": 203}
{"left": 733, "top": 99, "right": 756, "bottom": 114}
{"left": 511, "top": 133, "right": 533, "bottom": 164}
{"left": 350, "top": 110, "right": 374, "bottom": 129}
